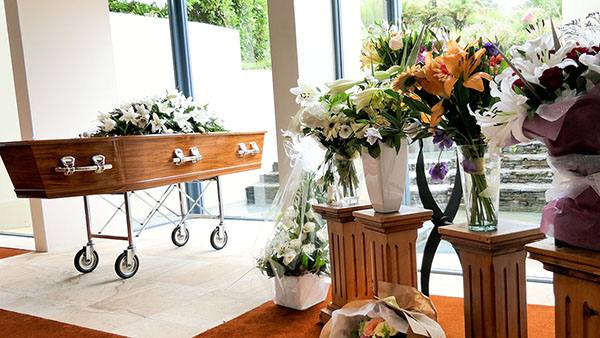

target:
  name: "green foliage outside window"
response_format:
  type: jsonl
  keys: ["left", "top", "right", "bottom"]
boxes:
{"left": 108, "top": 0, "right": 271, "bottom": 69}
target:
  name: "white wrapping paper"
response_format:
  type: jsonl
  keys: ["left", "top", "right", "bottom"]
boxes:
{"left": 545, "top": 154, "right": 600, "bottom": 201}
{"left": 273, "top": 274, "right": 330, "bottom": 310}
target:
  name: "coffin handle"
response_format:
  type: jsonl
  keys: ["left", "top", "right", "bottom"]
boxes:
{"left": 237, "top": 142, "right": 260, "bottom": 157}
{"left": 55, "top": 155, "right": 113, "bottom": 176}
{"left": 173, "top": 147, "right": 203, "bottom": 165}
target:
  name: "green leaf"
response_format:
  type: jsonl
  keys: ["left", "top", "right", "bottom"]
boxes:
{"left": 368, "top": 144, "right": 381, "bottom": 158}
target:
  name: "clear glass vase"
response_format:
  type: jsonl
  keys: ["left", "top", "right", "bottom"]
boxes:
{"left": 328, "top": 155, "right": 360, "bottom": 206}
{"left": 457, "top": 144, "right": 500, "bottom": 232}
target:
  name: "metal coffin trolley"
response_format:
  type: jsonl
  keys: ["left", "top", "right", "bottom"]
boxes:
{"left": 0, "top": 132, "right": 265, "bottom": 279}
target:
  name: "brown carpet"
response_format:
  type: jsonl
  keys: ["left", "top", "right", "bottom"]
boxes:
{"left": 197, "top": 295, "right": 555, "bottom": 338}
{"left": 0, "top": 248, "right": 554, "bottom": 337}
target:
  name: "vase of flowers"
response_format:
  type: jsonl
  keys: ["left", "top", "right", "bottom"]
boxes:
{"left": 456, "top": 144, "right": 500, "bottom": 231}
{"left": 257, "top": 137, "right": 330, "bottom": 309}
{"left": 396, "top": 37, "right": 504, "bottom": 231}
{"left": 327, "top": 154, "right": 360, "bottom": 206}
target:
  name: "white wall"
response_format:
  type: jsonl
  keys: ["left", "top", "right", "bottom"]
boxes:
{"left": 5, "top": 0, "right": 118, "bottom": 251}
{"left": 563, "top": 0, "right": 600, "bottom": 22}
{"left": 0, "top": 0, "right": 31, "bottom": 235}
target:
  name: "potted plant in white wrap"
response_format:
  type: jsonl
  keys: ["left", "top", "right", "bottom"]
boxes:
{"left": 257, "top": 137, "right": 330, "bottom": 310}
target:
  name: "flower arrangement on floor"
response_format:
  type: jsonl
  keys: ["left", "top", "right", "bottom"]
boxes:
{"left": 394, "top": 38, "right": 505, "bottom": 230}
{"left": 474, "top": 14, "right": 600, "bottom": 248}
{"left": 257, "top": 136, "right": 330, "bottom": 310}
{"left": 320, "top": 282, "right": 444, "bottom": 338}
{"left": 91, "top": 89, "right": 226, "bottom": 136}
{"left": 289, "top": 23, "right": 430, "bottom": 212}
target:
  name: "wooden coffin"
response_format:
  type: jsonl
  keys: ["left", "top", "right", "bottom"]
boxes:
{"left": 0, "top": 132, "right": 265, "bottom": 199}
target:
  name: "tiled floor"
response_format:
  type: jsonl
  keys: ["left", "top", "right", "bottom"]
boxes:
{"left": 0, "top": 219, "right": 275, "bottom": 337}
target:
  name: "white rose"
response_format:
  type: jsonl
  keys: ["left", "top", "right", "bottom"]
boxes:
{"left": 282, "top": 250, "right": 297, "bottom": 266}
{"left": 284, "top": 206, "right": 296, "bottom": 220}
{"left": 317, "top": 228, "right": 328, "bottom": 242}
{"left": 288, "top": 239, "right": 302, "bottom": 250}
{"left": 301, "top": 244, "right": 316, "bottom": 255}
{"left": 303, "top": 221, "right": 316, "bottom": 233}
{"left": 101, "top": 118, "right": 116, "bottom": 132}
{"left": 301, "top": 102, "right": 328, "bottom": 129}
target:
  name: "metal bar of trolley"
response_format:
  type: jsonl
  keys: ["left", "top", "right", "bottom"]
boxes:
{"left": 72, "top": 176, "right": 228, "bottom": 279}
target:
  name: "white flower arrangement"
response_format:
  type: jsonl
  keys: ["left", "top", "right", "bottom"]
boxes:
{"left": 257, "top": 172, "right": 329, "bottom": 278}
{"left": 91, "top": 89, "right": 226, "bottom": 137}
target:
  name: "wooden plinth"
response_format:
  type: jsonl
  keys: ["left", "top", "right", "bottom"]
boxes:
{"left": 527, "top": 239, "right": 600, "bottom": 338}
{"left": 313, "top": 203, "right": 371, "bottom": 323}
{"left": 353, "top": 206, "right": 432, "bottom": 296}
{"left": 439, "top": 222, "right": 545, "bottom": 338}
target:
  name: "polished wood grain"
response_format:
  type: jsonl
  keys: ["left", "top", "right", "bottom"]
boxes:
{"left": 0, "top": 132, "right": 265, "bottom": 198}
{"left": 313, "top": 203, "right": 372, "bottom": 324}
{"left": 354, "top": 206, "right": 432, "bottom": 296}
{"left": 440, "top": 222, "right": 545, "bottom": 338}
{"left": 527, "top": 240, "right": 600, "bottom": 338}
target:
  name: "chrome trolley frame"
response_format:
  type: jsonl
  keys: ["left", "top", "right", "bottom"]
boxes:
{"left": 73, "top": 177, "right": 228, "bottom": 279}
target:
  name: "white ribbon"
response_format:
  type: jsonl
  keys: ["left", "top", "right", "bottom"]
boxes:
{"left": 545, "top": 154, "right": 600, "bottom": 201}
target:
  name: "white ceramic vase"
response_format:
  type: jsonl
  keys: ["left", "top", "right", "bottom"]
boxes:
{"left": 361, "top": 140, "right": 408, "bottom": 213}
{"left": 273, "top": 274, "right": 330, "bottom": 310}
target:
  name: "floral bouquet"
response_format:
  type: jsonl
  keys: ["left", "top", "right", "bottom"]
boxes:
{"left": 320, "top": 282, "right": 445, "bottom": 338}
{"left": 395, "top": 39, "right": 504, "bottom": 231}
{"left": 474, "top": 14, "right": 600, "bottom": 249}
{"left": 257, "top": 135, "right": 330, "bottom": 310}
{"left": 289, "top": 23, "right": 429, "bottom": 208}
{"left": 91, "top": 89, "right": 225, "bottom": 136}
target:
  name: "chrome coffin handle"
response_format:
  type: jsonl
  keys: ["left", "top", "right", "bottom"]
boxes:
{"left": 55, "top": 155, "right": 112, "bottom": 176}
{"left": 173, "top": 147, "right": 203, "bottom": 165}
{"left": 237, "top": 142, "right": 260, "bottom": 157}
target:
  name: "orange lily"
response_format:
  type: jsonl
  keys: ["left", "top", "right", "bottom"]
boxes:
{"left": 420, "top": 100, "right": 445, "bottom": 128}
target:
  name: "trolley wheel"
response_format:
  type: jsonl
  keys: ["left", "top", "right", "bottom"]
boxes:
{"left": 171, "top": 226, "right": 190, "bottom": 247}
{"left": 114, "top": 251, "right": 139, "bottom": 279}
{"left": 74, "top": 247, "right": 99, "bottom": 273}
{"left": 210, "top": 227, "right": 228, "bottom": 250}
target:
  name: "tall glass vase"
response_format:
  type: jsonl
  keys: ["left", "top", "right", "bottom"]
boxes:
{"left": 328, "top": 155, "right": 360, "bottom": 206}
{"left": 457, "top": 144, "right": 500, "bottom": 231}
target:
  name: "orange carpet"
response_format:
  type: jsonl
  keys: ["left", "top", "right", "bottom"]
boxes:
{"left": 197, "top": 295, "right": 555, "bottom": 338}
{"left": 0, "top": 247, "right": 30, "bottom": 259}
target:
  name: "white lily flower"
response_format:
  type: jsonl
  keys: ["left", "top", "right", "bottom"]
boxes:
{"left": 100, "top": 118, "right": 116, "bottom": 132}
{"left": 150, "top": 113, "right": 166, "bottom": 133}
{"left": 282, "top": 250, "right": 297, "bottom": 266}
{"left": 365, "top": 127, "right": 383, "bottom": 145}
{"left": 352, "top": 87, "right": 380, "bottom": 111}
{"left": 119, "top": 107, "right": 139, "bottom": 125}
{"left": 290, "top": 81, "right": 318, "bottom": 107}
{"left": 326, "top": 79, "right": 361, "bottom": 95}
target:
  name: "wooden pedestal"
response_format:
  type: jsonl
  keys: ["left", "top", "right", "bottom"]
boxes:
{"left": 313, "top": 203, "right": 371, "bottom": 323}
{"left": 527, "top": 239, "right": 600, "bottom": 338}
{"left": 439, "top": 222, "right": 545, "bottom": 338}
{"left": 353, "top": 206, "right": 432, "bottom": 296}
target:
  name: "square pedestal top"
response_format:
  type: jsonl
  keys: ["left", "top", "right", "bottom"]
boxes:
{"left": 527, "top": 239, "right": 600, "bottom": 282}
{"left": 439, "top": 221, "right": 545, "bottom": 252}
{"left": 312, "top": 203, "right": 371, "bottom": 222}
{"left": 353, "top": 206, "right": 433, "bottom": 231}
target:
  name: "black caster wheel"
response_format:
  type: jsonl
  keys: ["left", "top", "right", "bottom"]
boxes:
{"left": 74, "top": 247, "right": 99, "bottom": 273}
{"left": 171, "top": 225, "right": 190, "bottom": 247}
{"left": 114, "top": 251, "right": 139, "bottom": 279}
{"left": 210, "top": 228, "right": 228, "bottom": 250}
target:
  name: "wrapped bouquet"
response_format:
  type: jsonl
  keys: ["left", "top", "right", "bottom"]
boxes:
{"left": 320, "top": 282, "right": 445, "bottom": 338}
{"left": 475, "top": 14, "right": 600, "bottom": 249}
{"left": 91, "top": 89, "right": 225, "bottom": 136}
{"left": 257, "top": 135, "right": 330, "bottom": 310}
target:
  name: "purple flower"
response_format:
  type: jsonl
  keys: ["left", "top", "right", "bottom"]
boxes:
{"left": 433, "top": 130, "right": 453, "bottom": 150}
{"left": 418, "top": 46, "right": 427, "bottom": 63}
{"left": 462, "top": 159, "right": 477, "bottom": 173}
{"left": 483, "top": 42, "right": 499, "bottom": 57}
{"left": 429, "top": 162, "right": 449, "bottom": 182}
